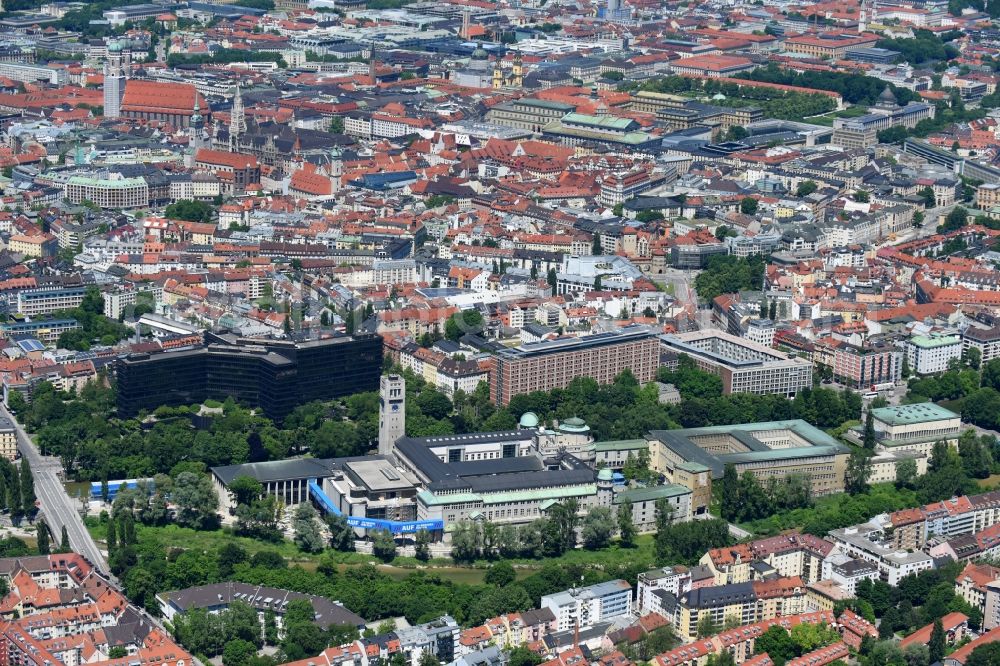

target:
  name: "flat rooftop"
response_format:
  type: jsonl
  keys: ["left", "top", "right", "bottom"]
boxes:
{"left": 871, "top": 402, "right": 959, "bottom": 426}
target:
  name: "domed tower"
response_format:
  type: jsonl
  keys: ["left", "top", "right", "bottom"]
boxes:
{"left": 519, "top": 411, "right": 540, "bottom": 430}
{"left": 329, "top": 147, "right": 343, "bottom": 194}
{"left": 104, "top": 41, "right": 126, "bottom": 119}
{"left": 190, "top": 96, "right": 206, "bottom": 150}
{"left": 597, "top": 467, "right": 614, "bottom": 507}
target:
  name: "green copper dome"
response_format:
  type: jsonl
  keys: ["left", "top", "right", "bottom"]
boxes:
{"left": 519, "top": 411, "right": 539, "bottom": 428}
{"left": 559, "top": 417, "right": 589, "bottom": 433}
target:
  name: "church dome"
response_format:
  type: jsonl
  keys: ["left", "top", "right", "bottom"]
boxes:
{"left": 519, "top": 411, "right": 539, "bottom": 428}
{"left": 472, "top": 46, "right": 488, "bottom": 60}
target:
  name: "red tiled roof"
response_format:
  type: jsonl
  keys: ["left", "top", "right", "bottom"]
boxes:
{"left": 121, "top": 80, "right": 207, "bottom": 116}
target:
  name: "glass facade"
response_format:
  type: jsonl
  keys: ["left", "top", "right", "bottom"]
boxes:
{"left": 117, "top": 334, "right": 383, "bottom": 420}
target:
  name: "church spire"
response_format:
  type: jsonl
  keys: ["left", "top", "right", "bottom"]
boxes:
{"left": 229, "top": 85, "right": 247, "bottom": 151}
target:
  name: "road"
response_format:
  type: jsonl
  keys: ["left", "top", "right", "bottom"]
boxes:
{"left": 1, "top": 405, "right": 109, "bottom": 573}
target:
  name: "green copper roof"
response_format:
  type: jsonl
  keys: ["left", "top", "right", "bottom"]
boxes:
{"left": 615, "top": 484, "right": 690, "bottom": 504}
{"left": 908, "top": 334, "right": 960, "bottom": 349}
{"left": 594, "top": 439, "right": 647, "bottom": 452}
{"left": 871, "top": 402, "right": 959, "bottom": 426}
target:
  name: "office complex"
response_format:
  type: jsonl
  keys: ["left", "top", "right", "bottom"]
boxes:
{"left": 490, "top": 326, "right": 659, "bottom": 405}
{"left": 660, "top": 330, "right": 813, "bottom": 397}
{"left": 116, "top": 332, "right": 383, "bottom": 419}
{"left": 648, "top": 419, "right": 851, "bottom": 497}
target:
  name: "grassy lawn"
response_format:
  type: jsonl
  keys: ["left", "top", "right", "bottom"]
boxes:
{"left": 802, "top": 115, "right": 834, "bottom": 127}
{"left": 979, "top": 473, "right": 1000, "bottom": 489}
{"left": 85, "top": 521, "right": 652, "bottom": 583}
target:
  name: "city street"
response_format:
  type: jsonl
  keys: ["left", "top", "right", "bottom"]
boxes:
{"left": 1, "top": 405, "right": 108, "bottom": 573}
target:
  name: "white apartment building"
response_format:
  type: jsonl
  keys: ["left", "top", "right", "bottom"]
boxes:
{"left": 16, "top": 286, "right": 88, "bottom": 317}
{"left": 827, "top": 524, "right": 934, "bottom": 585}
{"left": 822, "top": 552, "right": 880, "bottom": 596}
{"left": 637, "top": 566, "right": 692, "bottom": 616}
{"left": 102, "top": 285, "right": 164, "bottom": 320}
{"left": 903, "top": 334, "right": 962, "bottom": 375}
{"left": 540, "top": 580, "right": 633, "bottom": 632}
{"left": 963, "top": 326, "right": 1000, "bottom": 364}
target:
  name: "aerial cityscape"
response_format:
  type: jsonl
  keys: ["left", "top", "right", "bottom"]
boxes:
{"left": 1, "top": 0, "right": 1000, "bottom": 666}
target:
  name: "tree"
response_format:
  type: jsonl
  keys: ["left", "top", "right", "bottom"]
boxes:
{"left": 591, "top": 234, "right": 602, "bottom": 255}
{"left": 581, "top": 506, "right": 615, "bottom": 550}
{"left": 940, "top": 206, "right": 968, "bottom": 232}
{"left": 895, "top": 458, "right": 918, "bottom": 488}
{"left": 222, "top": 639, "right": 256, "bottom": 666}
{"left": 485, "top": 561, "right": 516, "bottom": 587}
{"left": 419, "top": 652, "right": 440, "bottom": 666}
{"left": 964, "top": 346, "right": 982, "bottom": 370}
{"left": 617, "top": 500, "right": 636, "bottom": 547}
{"left": 697, "top": 615, "right": 719, "bottom": 638}
{"left": 60, "top": 525, "right": 69, "bottom": 553}
{"left": 414, "top": 529, "right": 431, "bottom": 562}
{"left": 754, "top": 626, "right": 797, "bottom": 666}
{"left": 164, "top": 199, "right": 213, "bottom": 223}
{"left": 928, "top": 619, "right": 945, "bottom": 664}
{"left": 740, "top": 197, "right": 759, "bottom": 215}
{"left": 293, "top": 503, "right": 325, "bottom": 553}
{"left": 902, "top": 355, "right": 912, "bottom": 379}
{"left": 218, "top": 543, "right": 248, "bottom": 578}
{"left": 445, "top": 310, "right": 484, "bottom": 341}
{"left": 862, "top": 410, "right": 877, "bottom": 449}
{"left": 918, "top": 186, "right": 936, "bottom": 207}
{"left": 966, "top": 643, "right": 1000, "bottom": 666}
{"left": 372, "top": 530, "right": 396, "bottom": 562}
{"left": 508, "top": 647, "right": 543, "bottom": 666}
{"left": 20, "top": 458, "right": 34, "bottom": 519}
{"left": 795, "top": 180, "right": 818, "bottom": 197}
{"left": 228, "top": 476, "right": 264, "bottom": 507}
{"left": 36, "top": 522, "right": 49, "bottom": 555}
{"left": 547, "top": 268, "right": 557, "bottom": 291}
{"left": 855, "top": 190, "right": 871, "bottom": 203}
{"left": 845, "top": 448, "right": 873, "bottom": 495}
{"left": 106, "top": 515, "right": 117, "bottom": 553}
{"left": 720, "top": 464, "right": 740, "bottom": 521}
{"left": 326, "top": 513, "right": 354, "bottom": 552}
{"left": 768, "top": 299, "right": 777, "bottom": 321}
{"left": 172, "top": 472, "right": 219, "bottom": 529}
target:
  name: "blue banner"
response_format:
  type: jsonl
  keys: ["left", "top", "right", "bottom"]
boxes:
{"left": 308, "top": 481, "right": 442, "bottom": 534}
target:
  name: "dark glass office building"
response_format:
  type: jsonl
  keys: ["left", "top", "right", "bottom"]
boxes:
{"left": 116, "top": 333, "right": 383, "bottom": 420}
